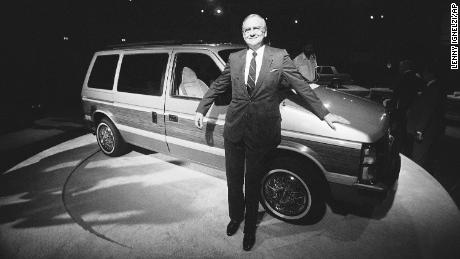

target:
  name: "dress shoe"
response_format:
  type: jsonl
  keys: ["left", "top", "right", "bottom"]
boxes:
{"left": 243, "top": 231, "right": 256, "bottom": 251}
{"left": 226, "top": 220, "right": 241, "bottom": 236}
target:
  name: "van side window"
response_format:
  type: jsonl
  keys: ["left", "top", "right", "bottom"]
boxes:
{"left": 118, "top": 53, "right": 168, "bottom": 96}
{"left": 218, "top": 48, "right": 244, "bottom": 63}
{"left": 172, "top": 53, "right": 221, "bottom": 99}
{"left": 88, "top": 55, "right": 119, "bottom": 90}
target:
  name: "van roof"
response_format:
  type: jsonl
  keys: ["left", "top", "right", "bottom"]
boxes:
{"left": 104, "top": 40, "right": 246, "bottom": 51}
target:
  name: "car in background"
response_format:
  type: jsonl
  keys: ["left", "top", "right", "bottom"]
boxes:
{"left": 316, "top": 65, "right": 353, "bottom": 88}
{"left": 315, "top": 66, "right": 394, "bottom": 103}
{"left": 0, "top": 94, "right": 43, "bottom": 134}
{"left": 81, "top": 42, "right": 400, "bottom": 224}
{"left": 445, "top": 92, "right": 460, "bottom": 123}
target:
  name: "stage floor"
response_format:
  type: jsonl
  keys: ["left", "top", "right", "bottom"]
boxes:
{"left": 1, "top": 134, "right": 459, "bottom": 258}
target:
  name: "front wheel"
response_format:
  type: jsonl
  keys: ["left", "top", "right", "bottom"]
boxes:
{"left": 260, "top": 157, "right": 326, "bottom": 224}
{"left": 96, "top": 117, "right": 129, "bottom": 157}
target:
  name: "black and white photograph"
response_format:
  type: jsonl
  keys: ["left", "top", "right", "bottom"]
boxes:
{"left": 1, "top": 0, "right": 460, "bottom": 258}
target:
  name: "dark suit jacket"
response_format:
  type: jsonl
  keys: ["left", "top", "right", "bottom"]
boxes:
{"left": 196, "top": 46, "right": 329, "bottom": 149}
{"left": 393, "top": 71, "right": 424, "bottom": 120}
{"left": 407, "top": 80, "right": 445, "bottom": 139}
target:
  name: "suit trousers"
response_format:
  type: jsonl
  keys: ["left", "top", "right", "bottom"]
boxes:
{"left": 224, "top": 137, "right": 272, "bottom": 233}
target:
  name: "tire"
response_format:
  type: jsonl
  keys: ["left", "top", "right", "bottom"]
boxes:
{"left": 96, "top": 117, "right": 129, "bottom": 157}
{"left": 384, "top": 152, "right": 401, "bottom": 186}
{"left": 260, "top": 156, "right": 327, "bottom": 224}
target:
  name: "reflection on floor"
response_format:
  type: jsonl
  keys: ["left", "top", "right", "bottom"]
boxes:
{"left": 1, "top": 134, "right": 459, "bottom": 258}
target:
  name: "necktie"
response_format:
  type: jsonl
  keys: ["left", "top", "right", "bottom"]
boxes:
{"left": 247, "top": 51, "right": 257, "bottom": 95}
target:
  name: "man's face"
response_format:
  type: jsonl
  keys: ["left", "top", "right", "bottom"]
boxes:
{"left": 242, "top": 16, "right": 267, "bottom": 50}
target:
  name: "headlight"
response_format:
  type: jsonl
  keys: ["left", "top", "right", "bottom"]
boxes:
{"left": 361, "top": 144, "right": 377, "bottom": 184}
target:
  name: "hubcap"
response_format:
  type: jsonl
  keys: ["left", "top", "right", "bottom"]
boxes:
{"left": 261, "top": 169, "right": 311, "bottom": 219}
{"left": 97, "top": 123, "right": 115, "bottom": 153}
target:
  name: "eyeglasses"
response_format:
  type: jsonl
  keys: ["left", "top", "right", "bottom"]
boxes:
{"left": 242, "top": 26, "right": 265, "bottom": 35}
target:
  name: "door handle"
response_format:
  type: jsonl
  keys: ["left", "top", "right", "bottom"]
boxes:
{"left": 169, "top": 114, "right": 178, "bottom": 122}
{"left": 152, "top": 111, "right": 157, "bottom": 123}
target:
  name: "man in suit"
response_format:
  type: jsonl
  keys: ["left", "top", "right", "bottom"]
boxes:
{"left": 194, "top": 14, "right": 349, "bottom": 251}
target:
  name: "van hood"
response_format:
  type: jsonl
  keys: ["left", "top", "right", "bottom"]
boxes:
{"left": 280, "top": 87, "right": 389, "bottom": 143}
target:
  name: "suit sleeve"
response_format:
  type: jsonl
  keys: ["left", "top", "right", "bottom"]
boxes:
{"left": 415, "top": 85, "right": 442, "bottom": 132}
{"left": 396, "top": 76, "right": 420, "bottom": 112}
{"left": 280, "top": 50, "right": 330, "bottom": 119}
{"left": 196, "top": 62, "right": 231, "bottom": 116}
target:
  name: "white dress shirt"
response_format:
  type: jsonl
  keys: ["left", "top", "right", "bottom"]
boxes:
{"left": 244, "top": 45, "right": 265, "bottom": 85}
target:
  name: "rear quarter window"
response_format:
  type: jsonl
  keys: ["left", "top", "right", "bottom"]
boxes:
{"left": 88, "top": 55, "right": 119, "bottom": 90}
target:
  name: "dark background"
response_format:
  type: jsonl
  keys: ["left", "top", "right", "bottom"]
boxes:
{"left": 2, "top": 0, "right": 458, "bottom": 119}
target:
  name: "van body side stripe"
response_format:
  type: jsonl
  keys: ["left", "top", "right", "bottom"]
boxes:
{"left": 117, "top": 124, "right": 166, "bottom": 141}
{"left": 118, "top": 124, "right": 225, "bottom": 156}
{"left": 166, "top": 135, "right": 225, "bottom": 156}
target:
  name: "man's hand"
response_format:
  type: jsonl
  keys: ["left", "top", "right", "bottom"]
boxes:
{"left": 195, "top": 112, "right": 204, "bottom": 129}
{"left": 382, "top": 98, "right": 391, "bottom": 108}
{"left": 324, "top": 113, "right": 350, "bottom": 130}
{"left": 415, "top": 131, "right": 423, "bottom": 142}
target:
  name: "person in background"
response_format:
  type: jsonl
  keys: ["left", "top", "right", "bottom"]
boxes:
{"left": 293, "top": 43, "right": 318, "bottom": 83}
{"left": 407, "top": 62, "right": 446, "bottom": 171}
{"left": 388, "top": 59, "right": 425, "bottom": 156}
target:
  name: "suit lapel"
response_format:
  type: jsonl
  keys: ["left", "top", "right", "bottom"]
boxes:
{"left": 254, "top": 46, "right": 273, "bottom": 93}
{"left": 235, "top": 50, "right": 248, "bottom": 94}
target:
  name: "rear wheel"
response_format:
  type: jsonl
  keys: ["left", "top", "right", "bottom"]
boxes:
{"left": 96, "top": 117, "right": 129, "bottom": 156}
{"left": 260, "top": 156, "right": 326, "bottom": 224}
